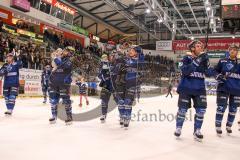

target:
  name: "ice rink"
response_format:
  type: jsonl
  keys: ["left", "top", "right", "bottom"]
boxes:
{"left": 0, "top": 95, "right": 239, "bottom": 160}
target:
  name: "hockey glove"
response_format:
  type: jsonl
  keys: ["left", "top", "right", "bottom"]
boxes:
{"left": 54, "top": 57, "right": 62, "bottom": 66}
{"left": 216, "top": 74, "right": 226, "bottom": 84}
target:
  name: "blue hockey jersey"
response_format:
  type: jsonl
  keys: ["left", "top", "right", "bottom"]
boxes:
{"left": 116, "top": 53, "right": 144, "bottom": 89}
{"left": 76, "top": 81, "right": 87, "bottom": 94}
{"left": 177, "top": 54, "right": 214, "bottom": 95}
{"left": 0, "top": 60, "right": 22, "bottom": 88}
{"left": 41, "top": 68, "right": 51, "bottom": 86}
{"left": 49, "top": 57, "right": 72, "bottom": 85}
{"left": 98, "top": 61, "right": 115, "bottom": 91}
{"left": 215, "top": 58, "right": 240, "bottom": 95}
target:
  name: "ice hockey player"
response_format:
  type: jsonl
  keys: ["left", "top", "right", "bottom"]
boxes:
{"left": 174, "top": 40, "right": 214, "bottom": 141}
{"left": 114, "top": 46, "right": 144, "bottom": 129}
{"left": 166, "top": 83, "right": 173, "bottom": 98}
{"left": 0, "top": 52, "right": 22, "bottom": 115}
{"left": 41, "top": 64, "right": 51, "bottom": 104}
{"left": 76, "top": 76, "right": 89, "bottom": 107}
{"left": 48, "top": 46, "right": 75, "bottom": 125}
{"left": 214, "top": 44, "right": 240, "bottom": 136}
{"left": 98, "top": 53, "right": 115, "bottom": 123}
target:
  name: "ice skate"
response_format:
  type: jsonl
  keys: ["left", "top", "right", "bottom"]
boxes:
{"left": 216, "top": 127, "right": 222, "bottom": 137}
{"left": 174, "top": 128, "right": 182, "bottom": 138}
{"left": 100, "top": 115, "right": 106, "bottom": 123}
{"left": 193, "top": 129, "right": 204, "bottom": 142}
{"left": 43, "top": 99, "right": 47, "bottom": 104}
{"left": 4, "top": 110, "right": 12, "bottom": 116}
{"left": 119, "top": 117, "right": 124, "bottom": 127}
{"left": 49, "top": 117, "right": 57, "bottom": 124}
{"left": 123, "top": 119, "right": 130, "bottom": 130}
{"left": 65, "top": 116, "right": 73, "bottom": 125}
{"left": 226, "top": 126, "right": 232, "bottom": 135}
{"left": 238, "top": 121, "right": 240, "bottom": 131}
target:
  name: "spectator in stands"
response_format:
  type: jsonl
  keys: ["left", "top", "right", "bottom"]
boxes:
{"left": 0, "top": 19, "right": 3, "bottom": 32}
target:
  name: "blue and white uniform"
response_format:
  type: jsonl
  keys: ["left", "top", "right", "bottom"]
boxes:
{"left": 98, "top": 60, "right": 115, "bottom": 117}
{"left": 49, "top": 56, "right": 72, "bottom": 120}
{"left": 41, "top": 66, "right": 51, "bottom": 102}
{"left": 214, "top": 57, "right": 240, "bottom": 130}
{"left": 176, "top": 53, "right": 214, "bottom": 133}
{"left": 114, "top": 47, "right": 144, "bottom": 126}
{"left": 0, "top": 58, "right": 22, "bottom": 112}
{"left": 76, "top": 81, "right": 87, "bottom": 95}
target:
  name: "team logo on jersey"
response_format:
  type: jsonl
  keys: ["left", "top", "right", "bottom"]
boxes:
{"left": 226, "top": 63, "right": 234, "bottom": 71}
{"left": 190, "top": 72, "right": 205, "bottom": 78}
{"left": 6, "top": 65, "right": 12, "bottom": 72}
{"left": 226, "top": 72, "right": 240, "bottom": 79}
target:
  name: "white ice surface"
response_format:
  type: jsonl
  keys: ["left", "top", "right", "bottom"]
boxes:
{"left": 0, "top": 95, "right": 239, "bottom": 160}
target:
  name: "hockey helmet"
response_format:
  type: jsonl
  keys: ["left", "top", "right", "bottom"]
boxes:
{"left": 64, "top": 46, "right": 75, "bottom": 56}
{"left": 228, "top": 44, "right": 239, "bottom": 50}
{"left": 188, "top": 40, "right": 203, "bottom": 51}
{"left": 6, "top": 52, "right": 14, "bottom": 57}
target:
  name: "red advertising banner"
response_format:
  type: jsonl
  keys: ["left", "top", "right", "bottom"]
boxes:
{"left": 0, "top": 8, "right": 13, "bottom": 25}
{"left": 10, "top": 0, "right": 30, "bottom": 12}
{"left": 42, "top": 0, "right": 57, "bottom": 5}
{"left": 41, "top": 0, "right": 76, "bottom": 15}
{"left": 0, "top": 80, "right": 2, "bottom": 96}
{"left": 64, "top": 31, "right": 85, "bottom": 46}
{"left": 173, "top": 38, "right": 240, "bottom": 51}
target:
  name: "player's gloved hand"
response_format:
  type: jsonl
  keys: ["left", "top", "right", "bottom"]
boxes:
{"left": 0, "top": 64, "right": 9, "bottom": 76}
{"left": 216, "top": 74, "right": 226, "bottom": 83}
{"left": 193, "top": 53, "right": 208, "bottom": 67}
{"left": 64, "top": 75, "right": 72, "bottom": 84}
{"left": 226, "top": 63, "right": 238, "bottom": 73}
{"left": 54, "top": 57, "right": 62, "bottom": 66}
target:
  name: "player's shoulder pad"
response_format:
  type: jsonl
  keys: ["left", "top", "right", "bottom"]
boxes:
{"left": 219, "top": 58, "right": 228, "bottom": 63}
{"left": 182, "top": 55, "right": 193, "bottom": 63}
{"left": 2, "top": 63, "right": 8, "bottom": 67}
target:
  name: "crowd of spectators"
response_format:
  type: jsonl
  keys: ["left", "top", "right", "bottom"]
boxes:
{"left": 0, "top": 32, "right": 50, "bottom": 69}
{"left": 140, "top": 53, "right": 176, "bottom": 86}
{"left": 44, "top": 30, "right": 83, "bottom": 55}
{"left": 0, "top": 21, "right": 178, "bottom": 88}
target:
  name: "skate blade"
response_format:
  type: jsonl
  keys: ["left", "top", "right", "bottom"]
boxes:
{"left": 100, "top": 120, "right": 106, "bottom": 123}
{"left": 194, "top": 137, "right": 203, "bottom": 142}
{"left": 49, "top": 121, "right": 56, "bottom": 124}
{"left": 217, "top": 134, "right": 222, "bottom": 137}
{"left": 124, "top": 127, "right": 128, "bottom": 130}
{"left": 4, "top": 114, "right": 12, "bottom": 117}
{"left": 174, "top": 134, "right": 181, "bottom": 140}
{"left": 226, "top": 133, "right": 232, "bottom": 136}
{"left": 175, "top": 137, "right": 181, "bottom": 140}
{"left": 65, "top": 122, "right": 73, "bottom": 126}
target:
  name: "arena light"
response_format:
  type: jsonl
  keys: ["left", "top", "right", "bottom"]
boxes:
{"left": 210, "top": 18, "right": 214, "bottom": 24}
{"left": 232, "top": 35, "right": 236, "bottom": 39}
{"left": 205, "top": 0, "right": 210, "bottom": 5}
{"left": 146, "top": 8, "right": 151, "bottom": 14}
{"left": 213, "top": 28, "right": 217, "bottom": 33}
{"left": 151, "top": 1, "right": 155, "bottom": 9}
{"left": 157, "top": 18, "right": 163, "bottom": 23}
{"left": 135, "top": 0, "right": 139, "bottom": 2}
{"left": 206, "top": 6, "right": 211, "bottom": 11}
{"left": 190, "top": 36, "right": 195, "bottom": 40}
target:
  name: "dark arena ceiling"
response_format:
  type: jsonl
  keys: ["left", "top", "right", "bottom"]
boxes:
{"left": 62, "top": 0, "right": 239, "bottom": 43}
